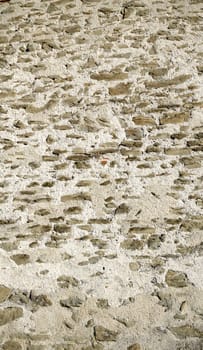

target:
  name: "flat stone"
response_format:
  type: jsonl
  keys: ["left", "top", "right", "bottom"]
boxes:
{"left": 2, "top": 340, "right": 22, "bottom": 350}
{"left": 132, "top": 116, "right": 156, "bottom": 126}
{"left": 170, "top": 325, "right": 203, "bottom": 338}
{"left": 94, "top": 325, "right": 118, "bottom": 341}
{"left": 109, "top": 82, "right": 132, "bottom": 96}
{"left": 10, "top": 254, "right": 30, "bottom": 265}
{"left": 91, "top": 71, "right": 128, "bottom": 81}
{"left": 120, "top": 239, "right": 144, "bottom": 250}
{"left": 0, "top": 307, "right": 23, "bottom": 326}
{"left": 0, "top": 285, "right": 11, "bottom": 303}
{"left": 160, "top": 112, "right": 189, "bottom": 125}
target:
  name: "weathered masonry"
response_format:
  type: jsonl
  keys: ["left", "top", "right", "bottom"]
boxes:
{"left": 0, "top": 0, "right": 203, "bottom": 349}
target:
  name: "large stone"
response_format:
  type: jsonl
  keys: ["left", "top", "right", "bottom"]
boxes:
{"left": 170, "top": 325, "right": 203, "bottom": 338}
{"left": 109, "top": 82, "right": 132, "bottom": 96}
{"left": 165, "top": 270, "right": 189, "bottom": 287}
{"left": 120, "top": 239, "right": 144, "bottom": 250}
{"left": 145, "top": 74, "right": 191, "bottom": 88}
{"left": 0, "top": 307, "right": 23, "bottom": 326}
{"left": 10, "top": 254, "right": 30, "bottom": 265}
{"left": 160, "top": 112, "right": 189, "bottom": 125}
{"left": 132, "top": 116, "right": 156, "bottom": 126}
{"left": 0, "top": 285, "right": 11, "bottom": 303}
{"left": 2, "top": 340, "right": 22, "bottom": 350}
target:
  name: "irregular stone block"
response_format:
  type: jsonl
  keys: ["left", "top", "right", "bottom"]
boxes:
{"left": 109, "top": 82, "right": 132, "bottom": 95}
{"left": 60, "top": 296, "right": 83, "bottom": 308}
{"left": 127, "top": 344, "right": 142, "bottom": 350}
{"left": 129, "top": 262, "right": 140, "bottom": 271}
{"left": 10, "top": 254, "right": 30, "bottom": 265}
{"left": 165, "top": 270, "right": 189, "bottom": 287}
{"left": 30, "top": 291, "right": 52, "bottom": 306}
{"left": 57, "top": 275, "right": 79, "bottom": 288}
{"left": 90, "top": 71, "right": 128, "bottom": 81}
{"left": 94, "top": 325, "right": 118, "bottom": 341}
{"left": 170, "top": 325, "right": 203, "bottom": 338}
{"left": 0, "top": 307, "right": 23, "bottom": 326}
{"left": 120, "top": 239, "right": 144, "bottom": 250}
{"left": 2, "top": 340, "right": 22, "bottom": 350}
{"left": 160, "top": 112, "right": 189, "bottom": 125}
{"left": 0, "top": 285, "right": 11, "bottom": 303}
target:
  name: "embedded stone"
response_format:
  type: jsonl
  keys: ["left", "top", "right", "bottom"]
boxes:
{"left": 2, "top": 340, "right": 22, "bottom": 350}
{"left": 132, "top": 116, "right": 156, "bottom": 126}
{"left": 10, "top": 254, "right": 30, "bottom": 265}
{"left": 170, "top": 325, "right": 203, "bottom": 338}
{"left": 165, "top": 270, "right": 189, "bottom": 288}
{"left": 109, "top": 82, "right": 132, "bottom": 96}
{"left": 120, "top": 239, "right": 144, "bottom": 250}
{"left": 60, "top": 296, "right": 83, "bottom": 308}
{"left": 0, "top": 285, "right": 11, "bottom": 303}
{"left": 90, "top": 71, "right": 128, "bottom": 81}
{"left": 30, "top": 292, "right": 52, "bottom": 307}
{"left": 57, "top": 275, "right": 79, "bottom": 288}
{"left": 127, "top": 344, "right": 142, "bottom": 350}
{"left": 129, "top": 262, "right": 140, "bottom": 271}
{"left": 0, "top": 307, "right": 23, "bottom": 326}
{"left": 94, "top": 325, "right": 118, "bottom": 341}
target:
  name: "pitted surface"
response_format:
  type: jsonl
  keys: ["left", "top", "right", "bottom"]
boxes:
{"left": 0, "top": 0, "right": 203, "bottom": 349}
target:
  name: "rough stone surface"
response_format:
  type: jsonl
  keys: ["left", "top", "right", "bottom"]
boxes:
{"left": 2, "top": 340, "right": 22, "bottom": 350}
{"left": 94, "top": 326, "right": 118, "bottom": 342}
{"left": 0, "top": 307, "right": 23, "bottom": 326}
{"left": 127, "top": 344, "right": 141, "bottom": 350}
{"left": 0, "top": 285, "right": 11, "bottom": 303}
{"left": 0, "top": 0, "right": 203, "bottom": 349}
{"left": 165, "top": 270, "right": 190, "bottom": 288}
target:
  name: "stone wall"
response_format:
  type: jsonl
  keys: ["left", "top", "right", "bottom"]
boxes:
{"left": 0, "top": 0, "right": 203, "bottom": 349}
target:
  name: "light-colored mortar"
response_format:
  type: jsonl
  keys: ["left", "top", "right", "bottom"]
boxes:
{"left": 0, "top": 0, "right": 203, "bottom": 349}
